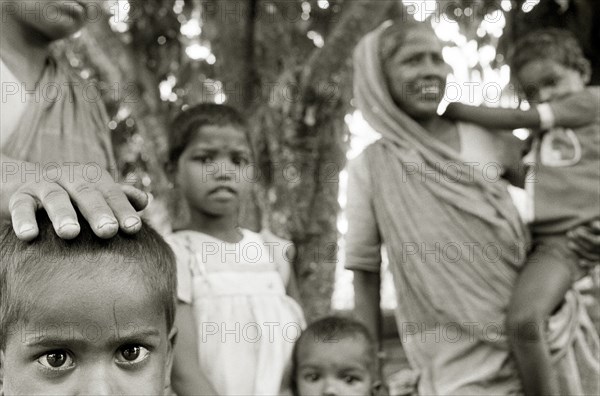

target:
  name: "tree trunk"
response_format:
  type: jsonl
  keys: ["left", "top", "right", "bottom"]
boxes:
{"left": 253, "top": 0, "right": 399, "bottom": 321}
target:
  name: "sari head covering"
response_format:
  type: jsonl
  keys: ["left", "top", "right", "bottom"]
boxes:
{"left": 353, "top": 21, "right": 599, "bottom": 395}
{"left": 2, "top": 56, "right": 115, "bottom": 172}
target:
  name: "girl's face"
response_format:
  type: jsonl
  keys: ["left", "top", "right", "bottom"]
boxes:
{"left": 383, "top": 27, "right": 451, "bottom": 120}
{"left": 6, "top": 1, "right": 91, "bottom": 41}
{"left": 295, "top": 336, "right": 374, "bottom": 396}
{"left": 174, "top": 124, "right": 253, "bottom": 218}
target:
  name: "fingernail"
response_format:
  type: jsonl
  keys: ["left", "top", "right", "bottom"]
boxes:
{"left": 124, "top": 217, "right": 140, "bottom": 229}
{"left": 18, "top": 224, "right": 34, "bottom": 235}
{"left": 97, "top": 216, "right": 118, "bottom": 231}
{"left": 58, "top": 220, "right": 79, "bottom": 233}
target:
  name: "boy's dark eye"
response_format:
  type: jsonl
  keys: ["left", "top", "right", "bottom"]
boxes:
{"left": 542, "top": 77, "right": 558, "bottom": 87}
{"left": 232, "top": 155, "right": 249, "bottom": 166}
{"left": 46, "top": 351, "right": 67, "bottom": 367}
{"left": 303, "top": 372, "right": 320, "bottom": 382}
{"left": 343, "top": 375, "right": 360, "bottom": 384}
{"left": 121, "top": 346, "right": 140, "bottom": 361}
{"left": 116, "top": 344, "right": 150, "bottom": 365}
{"left": 405, "top": 55, "right": 422, "bottom": 65}
{"left": 37, "top": 350, "right": 74, "bottom": 370}
{"left": 192, "top": 155, "right": 211, "bottom": 163}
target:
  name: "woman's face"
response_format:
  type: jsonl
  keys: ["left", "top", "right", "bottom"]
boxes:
{"left": 383, "top": 27, "right": 451, "bottom": 120}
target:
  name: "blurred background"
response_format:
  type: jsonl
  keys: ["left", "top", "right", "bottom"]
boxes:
{"left": 54, "top": 0, "right": 600, "bottom": 322}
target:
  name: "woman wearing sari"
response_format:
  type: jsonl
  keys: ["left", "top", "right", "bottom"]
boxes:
{"left": 1, "top": 0, "right": 148, "bottom": 240}
{"left": 346, "top": 19, "right": 600, "bottom": 395}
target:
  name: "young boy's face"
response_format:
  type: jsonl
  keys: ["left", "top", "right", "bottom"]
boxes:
{"left": 295, "top": 335, "right": 374, "bottom": 396}
{"left": 4, "top": 1, "right": 91, "bottom": 41}
{"left": 1, "top": 258, "right": 175, "bottom": 395}
{"left": 517, "top": 58, "right": 587, "bottom": 103}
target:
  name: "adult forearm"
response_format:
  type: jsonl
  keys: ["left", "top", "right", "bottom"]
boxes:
{"left": 353, "top": 270, "right": 382, "bottom": 342}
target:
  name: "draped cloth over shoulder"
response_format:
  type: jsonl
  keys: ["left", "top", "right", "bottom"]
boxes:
{"left": 1, "top": 56, "right": 115, "bottom": 170}
{"left": 353, "top": 21, "right": 599, "bottom": 395}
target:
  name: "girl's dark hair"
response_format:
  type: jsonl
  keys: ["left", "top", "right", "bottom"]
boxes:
{"left": 289, "top": 316, "right": 375, "bottom": 395}
{"left": 167, "top": 103, "right": 249, "bottom": 168}
{"left": 509, "top": 28, "right": 590, "bottom": 77}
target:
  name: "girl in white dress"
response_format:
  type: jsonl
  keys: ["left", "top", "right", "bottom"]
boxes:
{"left": 166, "top": 103, "right": 305, "bottom": 395}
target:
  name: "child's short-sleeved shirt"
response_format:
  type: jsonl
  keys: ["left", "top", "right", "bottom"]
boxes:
{"left": 526, "top": 87, "right": 600, "bottom": 234}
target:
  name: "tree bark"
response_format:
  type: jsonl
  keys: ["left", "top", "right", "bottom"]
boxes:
{"left": 253, "top": 0, "right": 399, "bottom": 321}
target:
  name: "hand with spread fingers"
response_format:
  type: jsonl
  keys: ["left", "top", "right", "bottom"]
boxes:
{"left": 2, "top": 157, "right": 149, "bottom": 241}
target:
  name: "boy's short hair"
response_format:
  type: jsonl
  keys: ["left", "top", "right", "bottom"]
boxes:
{"left": 0, "top": 211, "right": 177, "bottom": 349}
{"left": 168, "top": 103, "right": 250, "bottom": 167}
{"left": 290, "top": 316, "right": 376, "bottom": 393}
{"left": 509, "top": 28, "right": 590, "bottom": 77}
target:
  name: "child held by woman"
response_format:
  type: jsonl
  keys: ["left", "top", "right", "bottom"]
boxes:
{"left": 445, "top": 29, "right": 600, "bottom": 396}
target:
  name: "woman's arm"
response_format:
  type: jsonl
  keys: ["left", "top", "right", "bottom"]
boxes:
{"left": 170, "top": 302, "right": 218, "bottom": 396}
{"left": 353, "top": 270, "right": 384, "bottom": 383}
{"left": 0, "top": 154, "right": 148, "bottom": 240}
{"left": 353, "top": 270, "right": 382, "bottom": 342}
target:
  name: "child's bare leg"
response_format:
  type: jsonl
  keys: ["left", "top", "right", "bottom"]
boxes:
{"left": 506, "top": 255, "right": 572, "bottom": 396}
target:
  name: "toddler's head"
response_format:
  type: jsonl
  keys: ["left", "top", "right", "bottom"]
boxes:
{"left": 0, "top": 211, "right": 177, "bottom": 395}
{"left": 168, "top": 103, "right": 253, "bottom": 219}
{"left": 2, "top": 0, "right": 94, "bottom": 42}
{"left": 291, "top": 316, "right": 379, "bottom": 396}
{"left": 509, "top": 28, "right": 591, "bottom": 102}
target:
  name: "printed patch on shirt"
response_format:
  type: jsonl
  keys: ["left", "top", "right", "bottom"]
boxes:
{"left": 539, "top": 127, "right": 582, "bottom": 167}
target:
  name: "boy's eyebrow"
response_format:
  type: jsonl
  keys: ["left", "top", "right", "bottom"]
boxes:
{"left": 188, "top": 146, "right": 216, "bottom": 152}
{"left": 111, "top": 327, "right": 162, "bottom": 343}
{"left": 25, "top": 336, "right": 87, "bottom": 348}
{"left": 24, "top": 328, "right": 162, "bottom": 347}
{"left": 297, "top": 359, "right": 370, "bottom": 370}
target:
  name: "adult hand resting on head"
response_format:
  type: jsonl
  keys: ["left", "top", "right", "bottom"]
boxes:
{"left": 1, "top": 155, "right": 149, "bottom": 241}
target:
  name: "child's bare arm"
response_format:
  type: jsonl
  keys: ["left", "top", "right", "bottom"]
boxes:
{"left": 281, "top": 242, "right": 301, "bottom": 302}
{"left": 445, "top": 89, "right": 598, "bottom": 132}
{"left": 444, "top": 102, "right": 540, "bottom": 130}
{"left": 171, "top": 303, "right": 218, "bottom": 396}
{"left": 286, "top": 265, "right": 303, "bottom": 305}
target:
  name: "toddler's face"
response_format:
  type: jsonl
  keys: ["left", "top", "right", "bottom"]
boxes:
{"left": 4, "top": 1, "right": 91, "bottom": 41}
{"left": 1, "top": 259, "right": 175, "bottom": 395}
{"left": 517, "top": 58, "right": 587, "bottom": 103}
{"left": 295, "top": 336, "right": 374, "bottom": 396}
{"left": 175, "top": 124, "right": 253, "bottom": 217}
